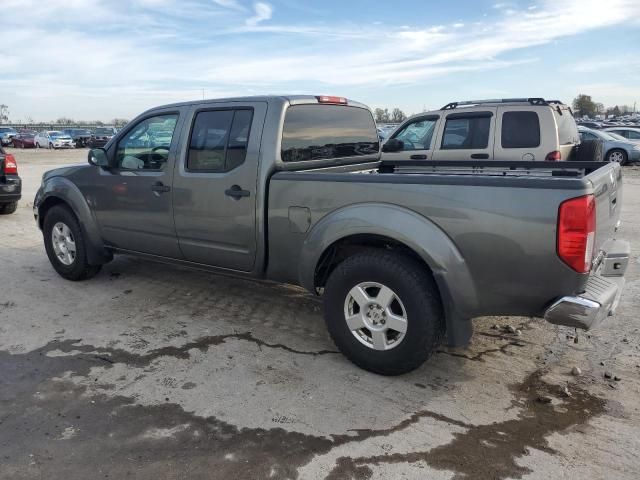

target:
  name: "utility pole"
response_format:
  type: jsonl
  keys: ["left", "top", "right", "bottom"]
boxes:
{"left": 202, "top": 89, "right": 205, "bottom": 100}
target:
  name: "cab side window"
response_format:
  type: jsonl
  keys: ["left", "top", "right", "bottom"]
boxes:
{"left": 393, "top": 117, "right": 438, "bottom": 151}
{"left": 441, "top": 113, "right": 491, "bottom": 149}
{"left": 115, "top": 114, "right": 178, "bottom": 170}
{"left": 187, "top": 109, "right": 253, "bottom": 172}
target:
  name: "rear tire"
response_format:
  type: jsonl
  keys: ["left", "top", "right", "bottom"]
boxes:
{"left": 323, "top": 250, "right": 445, "bottom": 375}
{"left": 575, "top": 139, "right": 604, "bottom": 162}
{"left": 0, "top": 202, "right": 18, "bottom": 215}
{"left": 606, "top": 149, "right": 627, "bottom": 165}
{"left": 43, "top": 205, "right": 101, "bottom": 281}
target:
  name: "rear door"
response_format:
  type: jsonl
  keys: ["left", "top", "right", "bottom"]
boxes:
{"left": 172, "top": 101, "right": 267, "bottom": 271}
{"left": 381, "top": 115, "right": 441, "bottom": 161}
{"left": 431, "top": 108, "right": 496, "bottom": 160}
{"left": 494, "top": 107, "right": 545, "bottom": 161}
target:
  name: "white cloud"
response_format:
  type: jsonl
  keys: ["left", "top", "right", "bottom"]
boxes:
{"left": 1, "top": 0, "right": 639, "bottom": 120}
{"left": 245, "top": 2, "right": 272, "bottom": 26}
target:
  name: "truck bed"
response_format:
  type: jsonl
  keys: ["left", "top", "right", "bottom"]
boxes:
{"left": 266, "top": 160, "right": 622, "bottom": 321}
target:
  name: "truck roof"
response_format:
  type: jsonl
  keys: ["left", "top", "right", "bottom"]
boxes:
{"left": 147, "top": 95, "right": 370, "bottom": 113}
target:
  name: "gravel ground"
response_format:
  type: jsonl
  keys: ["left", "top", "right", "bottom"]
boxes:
{"left": 1, "top": 147, "right": 639, "bottom": 479}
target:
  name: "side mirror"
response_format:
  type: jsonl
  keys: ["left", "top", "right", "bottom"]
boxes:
{"left": 382, "top": 138, "right": 404, "bottom": 153}
{"left": 88, "top": 148, "right": 110, "bottom": 168}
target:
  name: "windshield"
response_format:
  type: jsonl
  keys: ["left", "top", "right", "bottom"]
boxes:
{"left": 49, "top": 131, "right": 63, "bottom": 137}
{"left": 94, "top": 128, "right": 114, "bottom": 135}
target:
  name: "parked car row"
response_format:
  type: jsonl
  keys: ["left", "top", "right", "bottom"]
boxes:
{"left": 0, "top": 126, "right": 118, "bottom": 149}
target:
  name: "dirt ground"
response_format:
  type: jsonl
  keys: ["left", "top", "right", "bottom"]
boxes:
{"left": 1, "top": 147, "right": 639, "bottom": 480}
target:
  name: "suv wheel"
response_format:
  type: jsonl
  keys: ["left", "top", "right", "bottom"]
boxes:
{"left": 323, "top": 250, "right": 444, "bottom": 375}
{"left": 607, "top": 149, "right": 627, "bottom": 165}
{"left": 0, "top": 202, "right": 18, "bottom": 215}
{"left": 43, "top": 205, "right": 101, "bottom": 281}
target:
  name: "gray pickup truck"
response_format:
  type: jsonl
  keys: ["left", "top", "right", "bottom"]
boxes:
{"left": 34, "top": 95, "right": 630, "bottom": 375}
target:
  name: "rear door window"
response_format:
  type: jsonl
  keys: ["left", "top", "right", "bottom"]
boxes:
{"left": 501, "top": 111, "right": 540, "bottom": 148}
{"left": 281, "top": 105, "right": 379, "bottom": 162}
{"left": 187, "top": 109, "right": 253, "bottom": 172}
{"left": 441, "top": 113, "right": 491, "bottom": 149}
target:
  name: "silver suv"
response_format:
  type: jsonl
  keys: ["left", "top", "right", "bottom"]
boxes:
{"left": 382, "top": 98, "right": 579, "bottom": 162}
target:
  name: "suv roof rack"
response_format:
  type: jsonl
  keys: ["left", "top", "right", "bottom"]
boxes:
{"left": 440, "top": 97, "right": 551, "bottom": 110}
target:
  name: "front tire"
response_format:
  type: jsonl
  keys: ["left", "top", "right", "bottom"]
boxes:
{"left": 0, "top": 202, "right": 18, "bottom": 215}
{"left": 607, "top": 149, "right": 627, "bottom": 165}
{"left": 323, "top": 250, "right": 444, "bottom": 375}
{"left": 43, "top": 205, "right": 101, "bottom": 281}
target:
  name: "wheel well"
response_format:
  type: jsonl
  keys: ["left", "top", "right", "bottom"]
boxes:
{"left": 38, "top": 197, "right": 69, "bottom": 229}
{"left": 314, "top": 234, "right": 434, "bottom": 290}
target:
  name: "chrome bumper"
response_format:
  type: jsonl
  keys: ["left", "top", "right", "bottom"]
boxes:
{"left": 544, "top": 240, "right": 629, "bottom": 330}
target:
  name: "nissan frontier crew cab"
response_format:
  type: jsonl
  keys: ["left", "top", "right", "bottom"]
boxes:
{"left": 34, "top": 95, "right": 630, "bottom": 375}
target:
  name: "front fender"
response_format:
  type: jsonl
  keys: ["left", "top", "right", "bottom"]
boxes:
{"left": 36, "top": 176, "right": 109, "bottom": 265}
{"left": 298, "top": 203, "right": 479, "bottom": 330}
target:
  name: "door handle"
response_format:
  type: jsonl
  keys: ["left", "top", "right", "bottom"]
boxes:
{"left": 150, "top": 182, "right": 171, "bottom": 193}
{"left": 470, "top": 153, "right": 489, "bottom": 159}
{"left": 225, "top": 185, "right": 251, "bottom": 199}
{"left": 410, "top": 154, "right": 428, "bottom": 160}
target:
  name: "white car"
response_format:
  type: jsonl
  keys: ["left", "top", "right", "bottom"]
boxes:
{"left": 35, "top": 131, "right": 75, "bottom": 149}
{"left": 382, "top": 98, "right": 579, "bottom": 162}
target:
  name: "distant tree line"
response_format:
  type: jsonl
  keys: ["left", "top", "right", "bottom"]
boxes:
{"left": 374, "top": 108, "right": 407, "bottom": 124}
{"left": 572, "top": 94, "right": 636, "bottom": 118}
{"left": 0, "top": 105, "right": 128, "bottom": 128}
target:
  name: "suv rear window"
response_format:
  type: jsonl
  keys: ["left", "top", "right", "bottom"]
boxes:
{"left": 281, "top": 105, "right": 379, "bottom": 162}
{"left": 501, "top": 111, "right": 540, "bottom": 148}
{"left": 554, "top": 107, "right": 579, "bottom": 145}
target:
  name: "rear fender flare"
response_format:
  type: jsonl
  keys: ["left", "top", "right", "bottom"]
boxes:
{"left": 298, "top": 203, "right": 479, "bottom": 322}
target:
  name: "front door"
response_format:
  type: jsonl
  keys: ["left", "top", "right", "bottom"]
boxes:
{"left": 87, "top": 110, "right": 184, "bottom": 258}
{"left": 431, "top": 109, "right": 497, "bottom": 161}
{"left": 172, "top": 102, "right": 267, "bottom": 271}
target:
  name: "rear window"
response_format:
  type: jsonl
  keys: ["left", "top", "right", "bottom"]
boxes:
{"left": 554, "top": 107, "right": 579, "bottom": 145}
{"left": 501, "top": 111, "right": 540, "bottom": 148}
{"left": 281, "top": 105, "right": 379, "bottom": 162}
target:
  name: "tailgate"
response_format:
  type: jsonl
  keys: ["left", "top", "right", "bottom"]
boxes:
{"left": 586, "top": 162, "right": 623, "bottom": 253}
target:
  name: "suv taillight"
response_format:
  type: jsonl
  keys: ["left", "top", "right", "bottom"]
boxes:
{"left": 545, "top": 150, "right": 562, "bottom": 161}
{"left": 557, "top": 194, "right": 596, "bottom": 273}
{"left": 3, "top": 153, "right": 17, "bottom": 174}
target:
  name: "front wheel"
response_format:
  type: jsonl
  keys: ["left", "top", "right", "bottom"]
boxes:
{"left": 0, "top": 202, "right": 18, "bottom": 215}
{"left": 607, "top": 149, "right": 627, "bottom": 165}
{"left": 48, "top": 142, "right": 53, "bottom": 149}
{"left": 323, "top": 250, "right": 444, "bottom": 375}
{"left": 43, "top": 205, "right": 101, "bottom": 281}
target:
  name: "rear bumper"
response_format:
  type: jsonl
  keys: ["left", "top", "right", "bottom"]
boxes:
{"left": 1, "top": 176, "right": 22, "bottom": 202}
{"left": 544, "top": 239, "right": 630, "bottom": 330}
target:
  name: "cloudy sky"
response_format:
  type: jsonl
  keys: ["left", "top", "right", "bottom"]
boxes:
{"left": 1, "top": 0, "right": 639, "bottom": 122}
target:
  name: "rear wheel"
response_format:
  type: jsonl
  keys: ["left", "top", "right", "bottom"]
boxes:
{"left": 43, "top": 205, "right": 101, "bottom": 281}
{"left": 323, "top": 250, "right": 444, "bottom": 375}
{"left": 35, "top": 142, "right": 40, "bottom": 149}
{"left": 607, "top": 149, "right": 627, "bottom": 165}
{"left": 0, "top": 202, "right": 18, "bottom": 215}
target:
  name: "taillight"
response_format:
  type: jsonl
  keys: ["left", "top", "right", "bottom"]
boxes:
{"left": 557, "top": 194, "right": 596, "bottom": 273}
{"left": 545, "top": 150, "right": 562, "bottom": 161}
{"left": 316, "top": 95, "right": 348, "bottom": 104}
{"left": 3, "top": 153, "right": 17, "bottom": 175}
